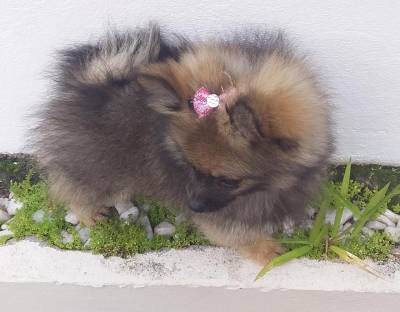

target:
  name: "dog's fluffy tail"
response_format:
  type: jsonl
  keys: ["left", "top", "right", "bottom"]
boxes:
{"left": 53, "top": 23, "right": 187, "bottom": 88}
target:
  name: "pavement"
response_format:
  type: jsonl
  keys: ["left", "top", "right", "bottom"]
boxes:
{"left": 1, "top": 284, "right": 400, "bottom": 312}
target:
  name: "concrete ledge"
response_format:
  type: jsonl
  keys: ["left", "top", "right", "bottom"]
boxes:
{"left": 1, "top": 240, "right": 399, "bottom": 293}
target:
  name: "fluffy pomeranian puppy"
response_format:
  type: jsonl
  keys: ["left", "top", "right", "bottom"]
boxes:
{"left": 33, "top": 24, "right": 332, "bottom": 264}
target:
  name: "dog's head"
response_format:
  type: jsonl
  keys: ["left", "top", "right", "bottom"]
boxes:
{"left": 138, "top": 45, "right": 330, "bottom": 213}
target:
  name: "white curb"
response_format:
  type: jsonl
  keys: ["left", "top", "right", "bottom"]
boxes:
{"left": 0, "top": 240, "right": 399, "bottom": 292}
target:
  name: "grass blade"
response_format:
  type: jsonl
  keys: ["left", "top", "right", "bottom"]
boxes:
{"left": 340, "top": 159, "right": 352, "bottom": 197}
{"left": 364, "top": 183, "right": 390, "bottom": 214}
{"left": 332, "top": 205, "right": 344, "bottom": 238}
{"left": 332, "top": 160, "right": 352, "bottom": 237}
{"left": 351, "top": 183, "right": 390, "bottom": 237}
{"left": 255, "top": 245, "right": 313, "bottom": 280}
{"left": 385, "top": 185, "right": 400, "bottom": 203}
{"left": 326, "top": 184, "right": 361, "bottom": 218}
{"left": 312, "top": 224, "right": 328, "bottom": 247}
{"left": 329, "top": 245, "right": 382, "bottom": 279}
{"left": 309, "top": 195, "right": 329, "bottom": 243}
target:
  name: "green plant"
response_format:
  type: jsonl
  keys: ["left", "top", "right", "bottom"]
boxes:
{"left": 256, "top": 160, "right": 400, "bottom": 280}
{"left": 90, "top": 219, "right": 209, "bottom": 257}
{"left": 7, "top": 172, "right": 209, "bottom": 256}
{"left": 340, "top": 232, "right": 393, "bottom": 262}
{"left": 8, "top": 172, "right": 83, "bottom": 250}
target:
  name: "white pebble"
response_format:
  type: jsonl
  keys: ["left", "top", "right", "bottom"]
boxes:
{"left": 115, "top": 201, "right": 133, "bottom": 215}
{"left": 0, "top": 198, "right": 9, "bottom": 211}
{"left": 384, "top": 227, "right": 400, "bottom": 243}
{"left": 376, "top": 214, "right": 395, "bottom": 227}
{"left": 325, "top": 208, "right": 353, "bottom": 226}
{"left": 7, "top": 199, "right": 23, "bottom": 216}
{"left": 65, "top": 211, "right": 79, "bottom": 225}
{"left": 362, "top": 227, "right": 374, "bottom": 237}
{"left": 1, "top": 224, "right": 9, "bottom": 230}
{"left": 32, "top": 210, "right": 45, "bottom": 223}
{"left": 383, "top": 209, "right": 400, "bottom": 224}
{"left": 365, "top": 220, "right": 386, "bottom": 231}
{"left": 61, "top": 230, "right": 74, "bottom": 244}
{"left": 139, "top": 215, "right": 153, "bottom": 240}
{"left": 120, "top": 206, "right": 139, "bottom": 223}
{"left": 0, "top": 229, "right": 13, "bottom": 237}
{"left": 77, "top": 227, "right": 90, "bottom": 243}
{"left": 0, "top": 210, "right": 10, "bottom": 224}
{"left": 154, "top": 222, "right": 176, "bottom": 237}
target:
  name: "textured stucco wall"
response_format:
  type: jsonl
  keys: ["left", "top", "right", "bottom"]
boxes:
{"left": 1, "top": 0, "right": 399, "bottom": 164}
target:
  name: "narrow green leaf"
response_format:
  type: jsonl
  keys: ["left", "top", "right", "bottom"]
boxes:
{"left": 255, "top": 245, "right": 313, "bottom": 280}
{"left": 340, "top": 159, "right": 352, "bottom": 197}
{"left": 385, "top": 185, "right": 400, "bottom": 202}
{"left": 326, "top": 184, "right": 361, "bottom": 218}
{"left": 351, "top": 212, "right": 376, "bottom": 238}
{"left": 332, "top": 204, "right": 344, "bottom": 238}
{"left": 351, "top": 183, "right": 390, "bottom": 237}
{"left": 332, "top": 159, "right": 352, "bottom": 237}
{"left": 364, "top": 183, "right": 390, "bottom": 214}
{"left": 329, "top": 245, "right": 382, "bottom": 279}
{"left": 309, "top": 195, "right": 329, "bottom": 243}
{"left": 312, "top": 224, "right": 328, "bottom": 247}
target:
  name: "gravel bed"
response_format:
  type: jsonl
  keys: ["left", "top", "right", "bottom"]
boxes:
{"left": 1, "top": 192, "right": 399, "bottom": 255}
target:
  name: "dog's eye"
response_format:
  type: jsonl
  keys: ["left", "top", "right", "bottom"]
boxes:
{"left": 215, "top": 177, "right": 240, "bottom": 189}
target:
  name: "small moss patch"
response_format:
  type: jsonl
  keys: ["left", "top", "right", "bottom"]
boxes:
{"left": 8, "top": 174, "right": 83, "bottom": 250}
{"left": 340, "top": 232, "right": 393, "bottom": 262}
{"left": 90, "top": 219, "right": 209, "bottom": 257}
{"left": 7, "top": 173, "right": 208, "bottom": 256}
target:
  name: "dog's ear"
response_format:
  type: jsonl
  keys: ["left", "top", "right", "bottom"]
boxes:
{"left": 138, "top": 62, "right": 185, "bottom": 115}
{"left": 228, "top": 97, "right": 264, "bottom": 141}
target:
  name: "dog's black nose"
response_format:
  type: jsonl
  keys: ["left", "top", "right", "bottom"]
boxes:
{"left": 189, "top": 199, "right": 207, "bottom": 213}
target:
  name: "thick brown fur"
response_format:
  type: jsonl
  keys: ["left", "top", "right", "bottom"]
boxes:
{"left": 32, "top": 24, "right": 333, "bottom": 265}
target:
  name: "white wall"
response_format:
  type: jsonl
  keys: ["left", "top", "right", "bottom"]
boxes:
{"left": 1, "top": 0, "right": 400, "bottom": 164}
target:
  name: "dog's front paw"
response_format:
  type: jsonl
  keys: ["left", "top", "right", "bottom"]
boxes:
{"left": 71, "top": 206, "right": 117, "bottom": 227}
